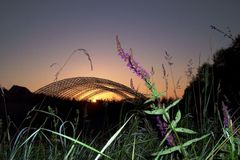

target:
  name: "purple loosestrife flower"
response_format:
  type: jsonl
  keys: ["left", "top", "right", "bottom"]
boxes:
{"left": 222, "top": 101, "right": 231, "bottom": 128}
{"left": 156, "top": 116, "right": 175, "bottom": 146}
{"left": 116, "top": 36, "right": 175, "bottom": 146}
{"left": 116, "top": 36, "right": 150, "bottom": 80}
{"left": 116, "top": 36, "right": 130, "bottom": 62}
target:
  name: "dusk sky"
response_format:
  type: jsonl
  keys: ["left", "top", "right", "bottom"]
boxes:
{"left": 1, "top": 1, "right": 240, "bottom": 98}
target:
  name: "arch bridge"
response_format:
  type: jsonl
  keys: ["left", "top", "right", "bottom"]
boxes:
{"left": 35, "top": 77, "right": 146, "bottom": 101}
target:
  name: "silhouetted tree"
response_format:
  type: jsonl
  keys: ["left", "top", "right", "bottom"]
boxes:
{"left": 213, "top": 35, "right": 240, "bottom": 112}
{"left": 181, "top": 34, "right": 240, "bottom": 130}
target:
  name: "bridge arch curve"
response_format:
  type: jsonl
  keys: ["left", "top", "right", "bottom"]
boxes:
{"left": 35, "top": 77, "right": 146, "bottom": 101}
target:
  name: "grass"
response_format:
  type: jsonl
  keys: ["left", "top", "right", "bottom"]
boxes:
{"left": 1, "top": 81, "right": 240, "bottom": 159}
{"left": 0, "top": 106, "right": 161, "bottom": 160}
{"left": 1, "top": 34, "right": 240, "bottom": 159}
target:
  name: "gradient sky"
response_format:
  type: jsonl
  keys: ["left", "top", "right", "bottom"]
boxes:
{"left": 1, "top": 1, "right": 240, "bottom": 98}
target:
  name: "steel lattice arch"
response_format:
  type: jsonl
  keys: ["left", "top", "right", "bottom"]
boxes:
{"left": 35, "top": 77, "right": 146, "bottom": 101}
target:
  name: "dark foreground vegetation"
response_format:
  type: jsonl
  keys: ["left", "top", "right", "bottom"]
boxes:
{"left": 0, "top": 86, "right": 145, "bottom": 138}
{"left": 0, "top": 35, "right": 240, "bottom": 159}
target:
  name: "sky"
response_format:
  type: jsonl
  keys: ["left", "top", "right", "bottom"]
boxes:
{"left": 1, "top": 1, "right": 240, "bottom": 98}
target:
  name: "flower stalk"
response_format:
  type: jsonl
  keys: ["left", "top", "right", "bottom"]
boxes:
{"left": 116, "top": 36, "right": 175, "bottom": 146}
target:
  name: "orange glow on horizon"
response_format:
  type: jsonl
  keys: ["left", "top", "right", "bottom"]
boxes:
{"left": 88, "top": 92, "right": 122, "bottom": 102}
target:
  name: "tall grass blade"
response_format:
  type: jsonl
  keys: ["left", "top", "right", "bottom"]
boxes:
{"left": 41, "top": 128, "right": 112, "bottom": 159}
{"left": 10, "top": 128, "right": 41, "bottom": 160}
{"left": 132, "top": 135, "right": 136, "bottom": 160}
{"left": 95, "top": 114, "right": 134, "bottom": 160}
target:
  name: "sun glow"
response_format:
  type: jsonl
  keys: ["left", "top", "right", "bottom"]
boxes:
{"left": 89, "top": 92, "right": 122, "bottom": 103}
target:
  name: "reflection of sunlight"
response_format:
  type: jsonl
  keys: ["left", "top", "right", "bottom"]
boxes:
{"left": 89, "top": 92, "right": 122, "bottom": 102}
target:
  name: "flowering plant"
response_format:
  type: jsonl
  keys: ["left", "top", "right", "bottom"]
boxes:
{"left": 116, "top": 36, "right": 210, "bottom": 158}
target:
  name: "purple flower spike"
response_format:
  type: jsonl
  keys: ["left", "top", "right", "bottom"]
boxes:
{"left": 222, "top": 101, "right": 230, "bottom": 128}
{"left": 116, "top": 36, "right": 129, "bottom": 62}
{"left": 116, "top": 36, "right": 150, "bottom": 80}
{"left": 156, "top": 116, "right": 175, "bottom": 146}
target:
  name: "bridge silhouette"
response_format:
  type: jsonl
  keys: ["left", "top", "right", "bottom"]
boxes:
{"left": 35, "top": 77, "right": 146, "bottom": 101}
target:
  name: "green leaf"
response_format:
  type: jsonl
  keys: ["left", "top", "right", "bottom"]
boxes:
{"left": 175, "top": 128, "right": 197, "bottom": 134}
{"left": 153, "top": 145, "right": 182, "bottom": 156}
{"left": 163, "top": 112, "right": 170, "bottom": 122}
{"left": 175, "top": 110, "right": 181, "bottom": 124}
{"left": 152, "top": 133, "right": 210, "bottom": 157}
{"left": 165, "top": 99, "right": 181, "bottom": 112}
{"left": 181, "top": 133, "right": 210, "bottom": 147}
{"left": 144, "top": 98, "right": 155, "bottom": 104}
{"left": 144, "top": 108, "right": 164, "bottom": 115}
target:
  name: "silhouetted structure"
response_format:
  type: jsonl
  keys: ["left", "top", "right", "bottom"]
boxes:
{"left": 0, "top": 79, "right": 146, "bottom": 141}
{"left": 35, "top": 77, "right": 145, "bottom": 100}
